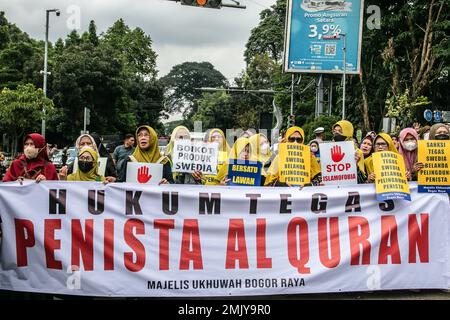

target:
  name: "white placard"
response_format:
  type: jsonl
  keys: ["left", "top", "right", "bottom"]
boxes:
{"left": 320, "top": 141, "right": 358, "bottom": 185}
{"left": 126, "top": 162, "right": 163, "bottom": 184}
{"left": 0, "top": 182, "right": 449, "bottom": 297}
{"left": 73, "top": 157, "right": 108, "bottom": 176}
{"left": 172, "top": 140, "right": 218, "bottom": 174}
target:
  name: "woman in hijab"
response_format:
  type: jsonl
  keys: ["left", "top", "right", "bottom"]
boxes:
{"left": 125, "top": 125, "right": 173, "bottom": 184}
{"left": 249, "top": 133, "right": 274, "bottom": 185}
{"left": 364, "top": 133, "right": 399, "bottom": 183}
{"left": 308, "top": 140, "right": 321, "bottom": 163}
{"left": 3, "top": 133, "right": 59, "bottom": 182}
{"left": 164, "top": 125, "right": 202, "bottom": 184}
{"left": 398, "top": 128, "right": 422, "bottom": 181}
{"left": 203, "top": 128, "right": 231, "bottom": 185}
{"left": 332, "top": 120, "right": 367, "bottom": 183}
{"left": 59, "top": 133, "right": 116, "bottom": 182}
{"left": 429, "top": 123, "right": 450, "bottom": 140}
{"left": 359, "top": 135, "right": 373, "bottom": 159}
{"left": 264, "top": 126, "right": 322, "bottom": 187}
{"left": 211, "top": 137, "right": 254, "bottom": 185}
{"left": 63, "top": 147, "right": 109, "bottom": 182}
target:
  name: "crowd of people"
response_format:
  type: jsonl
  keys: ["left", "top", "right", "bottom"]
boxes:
{"left": 1, "top": 121, "right": 449, "bottom": 186}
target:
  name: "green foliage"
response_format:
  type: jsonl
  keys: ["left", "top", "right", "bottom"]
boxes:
{"left": 0, "top": 84, "right": 55, "bottom": 153}
{"left": 302, "top": 115, "right": 340, "bottom": 143}
{"left": 193, "top": 92, "right": 237, "bottom": 131}
{"left": 161, "top": 62, "right": 228, "bottom": 117}
{"left": 385, "top": 90, "right": 431, "bottom": 130}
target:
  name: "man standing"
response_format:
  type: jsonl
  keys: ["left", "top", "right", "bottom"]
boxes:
{"left": 313, "top": 127, "right": 325, "bottom": 142}
{"left": 113, "top": 134, "right": 135, "bottom": 182}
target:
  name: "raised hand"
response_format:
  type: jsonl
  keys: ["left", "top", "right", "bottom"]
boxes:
{"left": 137, "top": 166, "right": 152, "bottom": 183}
{"left": 331, "top": 145, "right": 345, "bottom": 162}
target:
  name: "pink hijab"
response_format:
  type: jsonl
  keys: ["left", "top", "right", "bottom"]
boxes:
{"left": 398, "top": 128, "right": 419, "bottom": 173}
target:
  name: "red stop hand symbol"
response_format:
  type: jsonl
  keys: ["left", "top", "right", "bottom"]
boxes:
{"left": 137, "top": 166, "right": 152, "bottom": 183}
{"left": 331, "top": 145, "right": 345, "bottom": 162}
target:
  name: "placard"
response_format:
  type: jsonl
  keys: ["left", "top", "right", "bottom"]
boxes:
{"left": 373, "top": 151, "right": 411, "bottom": 201}
{"left": 126, "top": 162, "right": 163, "bottom": 184}
{"left": 172, "top": 141, "right": 218, "bottom": 175}
{"left": 278, "top": 143, "right": 311, "bottom": 185}
{"left": 227, "top": 160, "right": 262, "bottom": 186}
{"left": 320, "top": 141, "right": 357, "bottom": 185}
{"left": 417, "top": 140, "right": 450, "bottom": 193}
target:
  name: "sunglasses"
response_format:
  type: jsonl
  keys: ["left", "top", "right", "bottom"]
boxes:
{"left": 288, "top": 137, "right": 303, "bottom": 143}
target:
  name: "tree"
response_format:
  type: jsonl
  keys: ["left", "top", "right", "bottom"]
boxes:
{"left": 244, "top": 0, "right": 286, "bottom": 65}
{"left": 161, "top": 62, "right": 228, "bottom": 118}
{"left": 0, "top": 84, "right": 54, "bottom": 155}
{"left": 192, "top": 92, "right": 236, "bottom": 130}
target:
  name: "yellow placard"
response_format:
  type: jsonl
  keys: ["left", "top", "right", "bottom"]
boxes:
{"left": 278, "top": 143, "right": 311, "bottom": 185}
{"left": 373, "top": 151, "right": 410, "bottom": 198}
{"left": 417, "top": 140, "right": 450, "bottom": 186}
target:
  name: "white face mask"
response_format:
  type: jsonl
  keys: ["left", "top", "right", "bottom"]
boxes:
{"left": 310, "top": 146, "right": 318, "bottom": 153}
{"left": 260, "top": 143, "right": 270, "bottom": 155}
{"left": 24, "top": 146, "right": 40, "bottom": 159}
{"left": 403, "top": 141, "right": 417, "bottom": 151}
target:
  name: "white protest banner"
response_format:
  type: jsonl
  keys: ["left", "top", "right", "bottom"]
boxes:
{"left": 74, "top": 157, "right": 108, "bottom": 176}
{"left": 320, "top": 141, "right": 358, "bottom": 185}
{"left": 126, "top": 162, "right": 163, "bottom": 184}
{"left": 172, "top": 141, "right": 218, "bottom": 175}
{"left": 0, "top": 182, "right": 449, "bottom": 297}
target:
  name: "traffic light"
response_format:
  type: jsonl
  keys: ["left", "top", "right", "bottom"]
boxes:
{"left": 288, "top": 114, "right": 295, "bottom": 127}
{"left": 181, "top": 0, "right": 222, "bottom": 9}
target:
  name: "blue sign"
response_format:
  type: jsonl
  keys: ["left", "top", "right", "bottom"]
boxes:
{"left": 284, "top": 0, "right": 364, "bottom": 74}
{"left": 227, "top": 160, "right": 262, "bottom": 186}
{"left": 424, "top": 109, "right": 433, "bottom": 122}
{"left": 434, "top": 110, "right": 442, "bottom": 123}
{"left": 376, "top": 192, "right": 411, "bottom": 202}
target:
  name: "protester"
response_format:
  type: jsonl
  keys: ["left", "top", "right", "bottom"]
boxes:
{"left": 249, "top": 133, "right": 275, "bottom": 185}
{"left": 164, "top": 126, "right": 202, "bottom": 184}
{"left": 308, "top": 139, "right": 321, "bottom": 162}
{"left": 359, "top": 135, "right": 373, "bottom": 159}
{"left": 62, "top": 147, "right": 111, "bottom": 182}
{"left": 391, "top": 134, "right": 400, "bottom": 150}
{"left": 398, "top": 128, "right": 422, "bottom": 181}
{"left": 429, "top": 123, "right": 450, "bottom": 140}
{"left": 364, "top": 133, "right": 399, "bottom": 183}
{"left": 203, "top": 128, "right": 230, "bottom": 185}
{"left": 3, "top": 133, "right": 59, "bottom": 182}
{"left": 264, "top": 126, "right": 322, "bottom": 186}
{"left": 112, "top": 134, "right": 135, "bottom": 182}
{"left": 332, "top": 120, "right": 367, "bottom": 182}
{"left": 125, "top": 125, "right": 173, "bottom": 184}
{"left": 90, "top": 132, "right": 117, "bottom": 178}
{"left": 240, "top": 130, "right": 255, "bottom": 139}
{"left": 212, "top": 137, "right": 254, "bottom": 185}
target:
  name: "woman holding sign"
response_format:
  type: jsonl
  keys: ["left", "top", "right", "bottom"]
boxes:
{"left": 124, "top": 125, "right": 173, "bottom": 184}
{"left": 249, "top": 133, "right": 274, "bottom": 185}
{"left": 264, "top": 126, "right": 322, "bottom": 187}
{"left": 211, "top": 137, "right": 262, "bottom": 186}
{"left": 164, "top": 125, "right": 203, "bottom": 184}
{"left": 203, "top": 128, "right": 231, "bottom": 185}
{"left": 365, "top": 133, "right": 403, "bottom": 183}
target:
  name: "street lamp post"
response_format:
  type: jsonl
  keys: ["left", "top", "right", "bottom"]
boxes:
{"left": 41, "top": 9, "right": 60, "bottom": 138}
{"left": 341, "top": 33, "right": 347, "bottom": 120}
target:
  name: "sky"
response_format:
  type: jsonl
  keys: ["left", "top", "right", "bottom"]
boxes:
{"left": 0, "top": 0, "right": 276, "bottom": 82}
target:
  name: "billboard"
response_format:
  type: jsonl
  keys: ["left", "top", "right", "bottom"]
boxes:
{"left": 284, "top": 0, "right": 364, "bottom": 74}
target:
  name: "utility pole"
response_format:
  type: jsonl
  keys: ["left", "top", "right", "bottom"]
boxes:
{"left": 41, "top": 9, "right": 60, "bottom": 138}
{"left": 341, "top": 33, "right": 347, "bottom": 120}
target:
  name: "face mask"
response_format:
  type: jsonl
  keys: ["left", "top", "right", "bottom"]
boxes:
{"left": 333, "top": 133, "right": 346, "bottom": 142}
{"left": 434, "top": 134, "right": 450, "bottom": 140}
{"left": 310, "top": 146, "right": 318, "bottom": 153}
{"left": 260, "top": 143, "right": 270, "bottom": 154}
{"left": 24, "top": 146, "right": 39, "bottom": 159}
{"left": 78, "top": 161, "right": 94, "bottom": 173}
{"left": 403, "top": 141, "right": 417, "bottom": 151}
